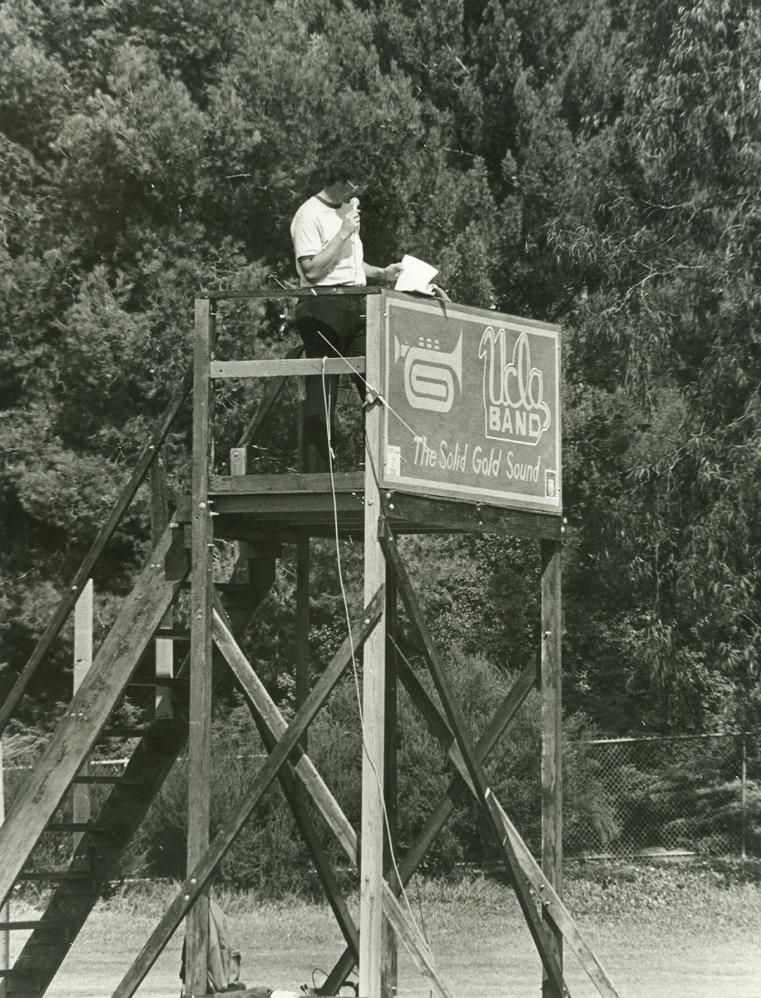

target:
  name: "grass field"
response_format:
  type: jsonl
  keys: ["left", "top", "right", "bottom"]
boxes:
{"left": 6, "top": 861, "right": 761, "bottom": 997}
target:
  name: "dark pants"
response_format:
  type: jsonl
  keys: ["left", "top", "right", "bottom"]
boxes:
{"left": 295, "top": 295, "right": 366, "bottom": 472}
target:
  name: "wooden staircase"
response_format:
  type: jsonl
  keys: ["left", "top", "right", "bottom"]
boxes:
{"left": 0, "top": 523, "right": 276, "bottom": 997}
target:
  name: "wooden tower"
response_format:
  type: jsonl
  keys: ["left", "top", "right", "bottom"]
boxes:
{"left": 0, "top": 288, "right": 620, "bottom": 998}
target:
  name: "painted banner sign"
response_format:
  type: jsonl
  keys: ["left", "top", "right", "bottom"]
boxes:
{"left": 378, "top": 292, "right": 561, "bottom": 515}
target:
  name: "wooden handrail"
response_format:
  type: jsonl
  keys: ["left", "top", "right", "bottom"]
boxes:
{"left": 1, "top": 316, "right": 314, "bottom": 735}
{"left": 198, "top": 286, "right": 383, "bottom": 301}
{"left": 211, "top": 356, "right": 364, "bottom": 379}
{"left": 0, "top": 364, "right": 194, "bottom": 738}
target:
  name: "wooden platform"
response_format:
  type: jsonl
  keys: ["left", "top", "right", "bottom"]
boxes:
{"left": 175, "top": 473, "right": 563, "bottom": 542}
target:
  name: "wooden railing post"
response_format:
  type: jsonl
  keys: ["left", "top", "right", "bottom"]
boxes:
{"left": 151, "top": 445, "right": 174, "bottom": 719}
{"left": 73, "top": 579, "right": 93, "bottom": 859}
{"left": 541, "top": 538, "right": 563, "bottom": 998}
{"left": 186, "top": 297, "right": 215, "bottom": 995}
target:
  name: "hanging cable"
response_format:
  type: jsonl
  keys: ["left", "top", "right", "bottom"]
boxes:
{"left": 320, "top": 358, "right": 442, "bottom": 975}
{"left": 316, "top": 328, "right": 421, "bottom": 444}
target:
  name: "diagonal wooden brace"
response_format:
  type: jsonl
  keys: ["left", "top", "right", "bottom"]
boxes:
{"left": 493, "top": 798, "right": 620, "bottom": 998}
{"left": 211, "top": 599, "right": 455, "bottom": 998}
{"left": 394, "top": 652, "right": 534, "bottom": 876}
{"left": 393, "top": 652, "right": 620, "bottom": 997}
{"left": 214, "top": 596, "right": 359, "bottom": 961}
{"left": 111, "top": 586, "right": 385, "bottom": 998}
{"left": 322, "top": 654, "right": 537, "bottom": 995}
{"left": 379, "top": 519, "right": 567, "bottom": 997}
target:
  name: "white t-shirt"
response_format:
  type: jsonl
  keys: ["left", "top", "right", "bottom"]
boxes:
{"left": 290, "top": 195, "right": 365, "bottom": 287}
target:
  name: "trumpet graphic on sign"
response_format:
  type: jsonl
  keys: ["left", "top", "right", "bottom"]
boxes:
{"left": 394, "top": 331, "right": 462, "bottom": 412}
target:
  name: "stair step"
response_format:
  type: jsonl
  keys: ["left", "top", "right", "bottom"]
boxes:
{"left": 127, "top": 677, "right": 185, "bottom": 688}
{"left": 17, "top": 871, "right": 92, "bottom": 882}
{"left": 71, "top": 775, "right": 146, "bottom": 785}
{"left": 0, "top": 920, "right": 68, "bottom": 931}
{"left": 99, "top": 726, "right": 155, "bottom": 738}
{"left": 45, "top": 823, "right": 117, "bottom": 834}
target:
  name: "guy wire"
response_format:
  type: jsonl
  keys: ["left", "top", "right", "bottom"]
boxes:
{"left": 316, "top": 328, "right": 421, "bottom": 444}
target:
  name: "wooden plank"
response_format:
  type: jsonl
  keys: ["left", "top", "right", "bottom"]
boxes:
{"left": 0, "top": 524, "right": 189, "bottom": 911}
{"left": 380, "top": 521, "right": 566, "bottom": 996}
{"left": 198, "top": 287, "right": 383, "bottom": 301}
{"left": 11, "top": 718, "right": 191, "bottom": 995}
{"left": 387, "top": 491, "right": 562, "bottom": 540}
{"left": 321, "top": 656, "right": 538, "bottom": 996}
{"left": 210, "top": 472, "right": 364, "bottom": 495}
{"left": 295, "top": 375, "right": 310, "bottom": 748}
{"left": 229, "top": 448, "right": 251, "bottom": 586}
{"left": 112, "top": 586, "right": 385, "bottom": 998}
{"left": 0, "top": 366, "right": 193, "bottom": 740}
{"left": 210, "top": 602, "right": 455, "bottom": 998}
{"left": 10, "top": 565, "right": 274, "bottom": 996}
{"left": 295, "top": 530, "right": 310, "bottom": 747}
{"left": 360, "top": 291, "right": 387, "bottom": 998}
{"left": 211, "top": 357, "right": 366, "bottom": 380}
{"left": 72, "top": 581, "right": 93, "bottom": 858}
{"left": 541, "top": 539, "right": 563, "bottom": 998}
{"left": 186, "top": 297, "right": 215, "bottom": 993}
{"left": 494, "top": 799, "right": 621, "bottom": 998}
{"left": 151, "top": 446, "right": 174, "bottom": 721}
{"left": 207, "top": 499, "right": 365, "bottom": 522}
{"left": 236, "top": 344, "right": 303, "bottom": 448}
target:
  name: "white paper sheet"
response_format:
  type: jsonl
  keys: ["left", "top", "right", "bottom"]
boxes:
{"left": 394, "top": 254, "right": 439, "bottom": 295}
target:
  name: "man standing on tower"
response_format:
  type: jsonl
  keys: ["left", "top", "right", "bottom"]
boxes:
{"left": 290, "top": 169, "right": 402, "bottom": 471}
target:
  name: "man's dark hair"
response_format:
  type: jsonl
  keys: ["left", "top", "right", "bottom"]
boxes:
{"left": 321, "top": 145, "right": 368, "bottom": 189}
{"left": 323, "top": 166, "right": 355, "bottom": 187}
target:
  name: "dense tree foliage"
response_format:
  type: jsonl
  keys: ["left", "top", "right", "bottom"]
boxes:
{"left": 2, "top": 0, "right": 761, "bottom": 756}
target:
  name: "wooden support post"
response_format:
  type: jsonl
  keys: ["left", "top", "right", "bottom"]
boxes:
{"left": 187, "top": 298, "right": 215, "bottom": 995}
{"left": 229, "top": 447, "right": 250, "bottom": 586}
{"left": 112, "top": 589, "right": 385, "bottom": 998}
{"left": 73, "top": 579, "right": 93, "bottom": 859}
{"left": 541, "top": 539, "right": 563, "bottom": 998}
{"left": 323, "top": 658, "right": 539, "bottom": 995}
{"left": 296, "top": 530, "right": 310, "bottom": 741}
{"left": 296, "top": 375, "right": 310, "bottom": 744}
{"left": 360, "top": 291, "right": 387, "bottom": 998}
{"left": 211, "top": 601, "right": 454, "bottom": 998}
{"left": 380, "top": 524, "right": 565, "bottom": 995}
{"left": 151, "top": 446, "right": 174, "bottom": 720}
{"left": 382, "top": 569, "right": 398, "bottom": 998}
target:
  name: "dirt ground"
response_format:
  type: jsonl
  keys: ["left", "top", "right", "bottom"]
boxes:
{"left": 7, "top": 867, "right": 761, "bottom": 998}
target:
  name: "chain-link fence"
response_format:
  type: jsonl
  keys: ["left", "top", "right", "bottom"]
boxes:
{"left": 565, "top": 732, "right": 761, "bottom": 860}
